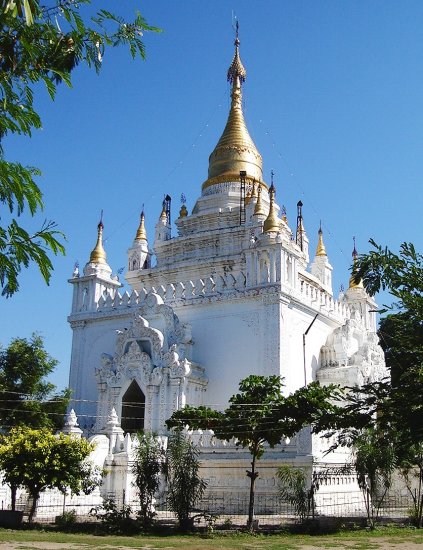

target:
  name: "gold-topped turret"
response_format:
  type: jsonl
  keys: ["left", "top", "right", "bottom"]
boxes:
{"left": 253, "top": 184, "right": 266, "bottom": 217}
{"left": 89, "top": 217, "right": 107, "bottom": 264}
{"left": 349, "top": 238, "right": 364, "bottom": 289}
{"left": 263, "top": 173, "right": 281, "bottom": 232}
{"left": 315, "top": 224, "right": 327, "bottom": 257}
{"left": 202, "top": 24, "right": 264, "bottom": 191}
{"left": 135, "top": 211, "right": 147, "bottom": 242}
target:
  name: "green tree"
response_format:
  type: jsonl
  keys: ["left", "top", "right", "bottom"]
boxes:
{"left": 315, "top": 242, "right": 423, "bottom": 526}
{"left": 132, "top": 432, "right": 165, "bottom": 530}
{"left": 0, "top": 426, "right": 99, "bottom": 522}
{"left": 166, "top": 375, "right": 337, "bottom": 530}
{"left": 398, "top": 443, "right": 423, "bottom": 528}
{"left": 354, "top": 428, "right": 395, "bottom": 529}
{"left": 353, "top": 241, "right": 423, "bottom": 449}
{"left": 277, "top": 465, "right": 312, "bottom": 523}
{"left": 0, "top": 0, "right": 160, "bottom": 296}
{"left": 164, "top": 430, "right": 206, "bottom": 531}
{"left": 0, "top": 333, "right": 69, "bottom": 431}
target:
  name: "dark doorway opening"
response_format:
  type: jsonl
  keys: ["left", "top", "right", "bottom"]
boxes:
{"left": 121, "top": 380, "right": 145, "bottom": 433}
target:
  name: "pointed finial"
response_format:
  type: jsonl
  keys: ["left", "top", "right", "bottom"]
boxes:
{"left": 349, "top": 236, "right": 364, "bottom": 289}
{"left": 159, "top": 198, "right": 167, "bottom": 222}
{"left": 253, "top": 184, "right": 266, "bottom": 216}
{"left": 281, "top": 205, "right": 288, "bottom": 224}
{"left": 263, "top": 175, "right": 281, "bottom": 233}
{"left": 352, "top": 236, "right": 358, "bottom": 258}
{"left": 270, "top": 169, "right": 275, "bottom": 188}
{"left": 89, "top": 213, "right": 107, "bottom": 264}
{"left": 315, "top": 222, "right": 327, "bottom": 256}
{"left": 227, "top": 21, "right": 246, "bottom": 84}
{"left": 135, "top": 208, "right": 147, "bottom": 242}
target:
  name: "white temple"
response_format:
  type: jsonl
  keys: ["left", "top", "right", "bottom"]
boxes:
{"left": 66, "top": 32, "right": 387, "bottom": 507}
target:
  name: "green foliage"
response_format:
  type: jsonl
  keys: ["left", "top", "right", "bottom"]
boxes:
{"left": 277, "top": 465, "right": 312, "bottom": 522}
{"left": 0, "top": 0, "right": 160, "bottom": 296}
{"left": 354, "top": 240, "right": 423, "bottom": 320}
{"left": 55, "top": 508, "right": 77, "bottom": 529}
{"left": 167, "top": 375, "right": 338, "bottom": 530}
{"left": 320, "top": 242, "right": 423, "bottom": 527}
{"left": 354, "top": 428, "right": 395, "bottom": 529}
{"left": 132, "top": 432, "right": 165, "bottom": 529}
{"left": 91, "top": 498, "right": 138, "bottom": 534}
{"left": 165, "top": 430, "right": 207, "bottom": 531}
{"left": 399, "top": 443, "right": 423, "bottom": 528}
{"left": 0, "top": 333, "right": 70, "bottom": 431}
{"left": 0, "top": 426, "right": 99, "bottom": 522}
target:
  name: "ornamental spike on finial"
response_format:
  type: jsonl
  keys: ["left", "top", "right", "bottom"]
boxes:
{"left": 270, "top": 169, "right": 275, "bottom": 191}
{"left": 352, "top": 235, "right": 358, "bottom": 258}
{"left": 227, "top": 20, "right": 246, "bottom": 84}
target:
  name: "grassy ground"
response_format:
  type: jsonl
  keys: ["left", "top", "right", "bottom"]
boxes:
{"left": 0, "top": 526, "right": 422, "bottom": 550}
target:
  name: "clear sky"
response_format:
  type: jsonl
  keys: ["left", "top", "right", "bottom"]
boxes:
{"left": 1, "top": 0, "right": 422, "bottom": 391}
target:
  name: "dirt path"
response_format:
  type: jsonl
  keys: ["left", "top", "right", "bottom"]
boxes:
{"left": 0, "top": 538, "right": 423, "bottom": 550}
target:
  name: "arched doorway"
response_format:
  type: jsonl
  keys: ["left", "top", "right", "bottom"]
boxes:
{"left": 121, "top": 380, "right": 145, "bottom": 433}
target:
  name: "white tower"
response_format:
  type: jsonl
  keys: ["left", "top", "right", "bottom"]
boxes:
{"left": 127, "top": 210, "right": 151, "bottom": 274}
{"left": 69, "top": 218, "right": 121, "bottom": 314}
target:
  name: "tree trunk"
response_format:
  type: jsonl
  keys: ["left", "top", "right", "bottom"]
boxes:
{"left": 28, "top": 493, "right": 39, "bottom": 524}
{"left": 418, "top": 465, "right": 423, "bottom": 528}
{"left": 247, "top": 450, "right": 258, "bottom": 531}
{"left": 11, "top": 485, "right": 16, "bottom": 511}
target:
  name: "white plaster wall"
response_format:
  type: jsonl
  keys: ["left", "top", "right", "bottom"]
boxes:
{"left": 69, "top": 316, "right": 132, "bottom": 430}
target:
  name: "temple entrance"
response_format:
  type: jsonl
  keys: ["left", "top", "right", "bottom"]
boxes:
{"left": 121, "top": 380, "right": 145, "bottom": 433}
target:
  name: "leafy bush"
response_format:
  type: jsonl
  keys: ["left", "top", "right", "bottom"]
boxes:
{"left": 277, "top": 465, "right": 313, "bottom": 522}
{"left": 132, "top": 432, "right": 165, "bottom": 529}
{"left": 55, "top": 509, "right": 77, "bottom": 530}
{"left": 91, "top": 498, "right": 138, "bottom": 534}
{"left": 165, "top": 431, "right": 207, "bottom": 530}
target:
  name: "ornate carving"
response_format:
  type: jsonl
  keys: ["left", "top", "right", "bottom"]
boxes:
{"left": 95, "top": 293, "right": 207, "bottom": 432}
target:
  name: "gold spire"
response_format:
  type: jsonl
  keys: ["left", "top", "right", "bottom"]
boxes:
{"left": 179, "top": 204, "right": 188, "bottom": 217}
{"left": 202, "top": 27, "right": 264, "bottom": 190}
{"left": 159, "top": 200, "right": 167, "bottom": 222}
{"left": 89, "top": 217, "right": 107, "bottom": 264}
{"left": 251, "top": 179, "right": 257, "bottom": 198}
{"left": 281, "top": 205, "right": 288, "bottom": 224}
{"left": 349, "top": 238, "right": 364, "bottom": 289}
{"left": 263, "top": 179, "right": 281, "bottom": 232}
{"left": 253, "top": 184, "right": 266, "bottom": 217}
{"left": 315, "top": 224, "right": 327, "bottom": 256}
{"left": 135, "top": 210, "right": 147, "bottom": 242}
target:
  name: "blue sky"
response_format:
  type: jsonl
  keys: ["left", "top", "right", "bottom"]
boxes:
{"left": 2, "top": 0, "right": 423, "bottom": 390}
